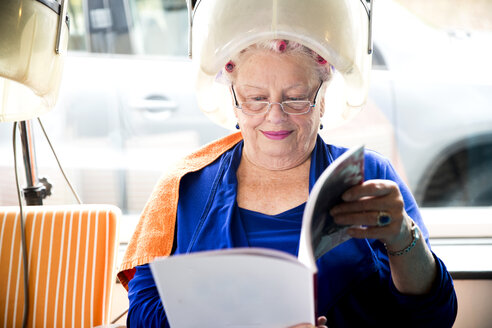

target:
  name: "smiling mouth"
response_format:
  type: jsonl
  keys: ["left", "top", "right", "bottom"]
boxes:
{"left": 261, "top": 130, "right": 292, "bottom": 140}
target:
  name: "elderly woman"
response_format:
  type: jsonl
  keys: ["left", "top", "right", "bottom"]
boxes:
{"left": 117, "top": 2, "right": 457, "bottom": 327}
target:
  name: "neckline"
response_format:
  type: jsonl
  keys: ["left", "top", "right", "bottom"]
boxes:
{"left": 238, "top": 202, "right": 306, "bottom": 218}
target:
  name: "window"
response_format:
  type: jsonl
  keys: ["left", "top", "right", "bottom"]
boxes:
{"left": 67, "top": 0, "right": 188, "bottom": 56}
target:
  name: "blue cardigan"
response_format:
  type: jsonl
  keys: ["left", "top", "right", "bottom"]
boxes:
{"left": 127, "top": 136, "right": 457, "bottom": 327}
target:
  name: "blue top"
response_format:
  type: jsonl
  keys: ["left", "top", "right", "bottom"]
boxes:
{"left": 127, "top": 136, "right": 457, "bottom": 327}
{"left": 238, "top": 204, "right": 305, "bottom": 254}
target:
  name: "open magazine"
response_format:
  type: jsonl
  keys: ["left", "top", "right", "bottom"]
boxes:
{"left": 298, "top": 144, "right": 365, "bottom": 271}
{"left": 150, "top": 145, "right": 365, "bottom": 328}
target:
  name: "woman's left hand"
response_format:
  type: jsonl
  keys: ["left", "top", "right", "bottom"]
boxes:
{"left": 330, "top": 179, "right": 412, "bottom": 250}
{"left": 330, "top": 179, "right": 438, "bottom": 295}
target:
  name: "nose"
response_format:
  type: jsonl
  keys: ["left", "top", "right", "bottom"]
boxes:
{"left": 266, "top": 102, "right": 287, "bottom": 123}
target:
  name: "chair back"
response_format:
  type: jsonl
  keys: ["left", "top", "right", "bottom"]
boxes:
{"left": 0, "top": 204, "right": 120, "bottom": 328}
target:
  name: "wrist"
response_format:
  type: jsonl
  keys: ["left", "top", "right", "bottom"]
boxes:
{"left": 384, "top": 220, "right": 420, "bottom": 256}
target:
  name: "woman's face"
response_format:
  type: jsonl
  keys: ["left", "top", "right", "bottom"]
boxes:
{"left": 233, "top": 51, "right": 324, "bottom": 170}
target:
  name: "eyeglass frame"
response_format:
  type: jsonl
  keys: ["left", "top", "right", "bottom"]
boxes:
{"left": 230, "top": 81, "right": 324, "bottom": 116}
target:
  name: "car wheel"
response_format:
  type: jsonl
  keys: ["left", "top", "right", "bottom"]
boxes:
{"left": 422, "top": 146, "right": 492, "bottom": 207}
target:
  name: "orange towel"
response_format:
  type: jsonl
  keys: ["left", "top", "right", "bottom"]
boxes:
{"left": 117, "top": 132, "right": 243, "bottom": 290}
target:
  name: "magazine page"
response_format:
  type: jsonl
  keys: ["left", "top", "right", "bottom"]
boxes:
{"left": 298, "top": 145, "right": 365, "bottom": 271}
{"left": 150, "top": 248, "right": 315, "bottom": 328}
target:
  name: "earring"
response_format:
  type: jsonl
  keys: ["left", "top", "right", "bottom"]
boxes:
{"left": 319, "top": 123, "right": 324, "bottom": 130}
{"left": 236, "top": 123, "right": 240, "bottom": 130}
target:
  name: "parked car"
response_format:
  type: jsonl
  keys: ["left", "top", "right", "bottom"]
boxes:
{"left": 369, "top": 1, "right": 492, "bottom": 207}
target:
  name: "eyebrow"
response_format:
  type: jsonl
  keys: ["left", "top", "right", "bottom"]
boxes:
{"left": 238, "top": 83, "right": 308, "bottom": 91}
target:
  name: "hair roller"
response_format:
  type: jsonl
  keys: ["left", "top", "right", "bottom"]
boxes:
{"left": 277, "top": 40, "right": 287, "bottom": 52}
{"left": 225, "top": 60, "right": 235, "bottom": 73}
{"left": 316, "top": 54, "right": 328, "bottom": 65}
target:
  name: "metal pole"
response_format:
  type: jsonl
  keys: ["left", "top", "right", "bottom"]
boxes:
{"left": 18, "top": 120, "right": 46, "bottom": 205}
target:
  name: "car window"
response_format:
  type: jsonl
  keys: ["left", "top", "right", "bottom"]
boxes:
{"left": 68, "top": 0, "right": 188, "bottom": 56}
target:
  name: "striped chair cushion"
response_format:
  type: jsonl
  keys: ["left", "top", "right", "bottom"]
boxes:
{"left": 0, "top": 204, "right": 120, "bottom": 328}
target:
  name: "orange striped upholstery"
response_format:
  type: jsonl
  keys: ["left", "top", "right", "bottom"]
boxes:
{"left": 0, "top": 204, "right": 120, "bottom": 328}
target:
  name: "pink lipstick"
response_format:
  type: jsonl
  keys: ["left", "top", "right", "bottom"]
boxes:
{"left": 261, "top": 130, "right": 292, "bottom": 140}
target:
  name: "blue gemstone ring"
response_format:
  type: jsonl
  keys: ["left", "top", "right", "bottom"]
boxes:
{"left": 376, "top": 211, "right": 392, "bottom": 226}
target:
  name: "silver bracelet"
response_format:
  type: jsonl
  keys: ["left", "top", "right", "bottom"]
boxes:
{"left": 385, "top": 220, "right": 420, "bottom": 256}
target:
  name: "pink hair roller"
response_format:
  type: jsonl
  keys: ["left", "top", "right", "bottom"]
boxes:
{"left": 316, "top": 55, "right": 327, "bottom": 65}
{"left": 225, "top": 60, "right": 235, "bottom": 72}
{"left": 277, "top": 40, "right": 287, "bottom": 52}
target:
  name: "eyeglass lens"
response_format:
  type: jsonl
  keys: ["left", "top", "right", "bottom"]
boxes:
{"left": 241, "top": 101, "right": 312, "bottom": 115}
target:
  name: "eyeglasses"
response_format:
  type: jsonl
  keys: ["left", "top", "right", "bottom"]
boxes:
{"left": 231, "top": 82, "right": 324, "bottom": 116}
